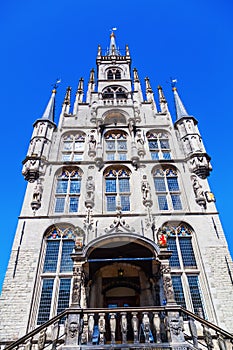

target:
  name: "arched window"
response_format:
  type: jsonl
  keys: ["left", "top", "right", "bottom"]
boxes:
{"left": 61, "top": 133, "right": 85, "bottom": 161}
{"left": 106, "top": 69, "right": 121, "bottom": 80}
{"left": 147, "top": 132, "right": 171, "bottom": 160}
{"left": 107, "top": 70, "right": 113, "bottom": 80}
{"left": 102, "top": 86, "right": 127, "bottom": 100}
{"left": 153, "top": 168, "right": 182, "bottom": 210}
{"left": 115, "top": 69, "right": 121, "bottom": 79}
{"left": 104, "top": 167, "right": 131, "bottom": 212}
{"left": 159, "top": 223, "right": 204, "bottom": 316}
{"left": 37, "top": 226, "right": 79, "bottom": 325}
{"left": 105, "top": 130, "right": 127, "bottom": 160}
{"left": 54, "top": 168, "right": 82, "bottom": 213}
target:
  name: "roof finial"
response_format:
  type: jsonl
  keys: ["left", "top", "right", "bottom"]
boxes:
{"left": 145, "top": 77, "right": 153, "bottom": 93}
{"left": 51, "top": 78, "right": 61, "bottom": 93}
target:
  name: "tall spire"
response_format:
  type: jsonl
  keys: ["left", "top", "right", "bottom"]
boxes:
{"left": 41, "top": 88, "right": 56, "bottom": 122}
{"left": 108, "top": 30, "right": 120, "bottom": 56}
{"left": 173, "top": 86, "right": 190, "bottom": 120}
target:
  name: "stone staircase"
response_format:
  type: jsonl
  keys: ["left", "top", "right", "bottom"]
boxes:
{"left": 2, "top": 305, "right": 233, "bottom": 350}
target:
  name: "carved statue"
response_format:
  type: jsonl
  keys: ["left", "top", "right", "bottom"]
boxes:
{"left": 141, "top": 176, "right": 152, "bottom": 201}
{"left": 86, "top": 176, "right": 95, "bottom": 200}
{"left": 191, "top": 175, "right": 207, "bottom": 208}
{"left": 163, "top": 276, "right": 175, "bottom": 301}
{"left": 72, "top": 265, "right": 85, "bottom": 306}
{"left": 32, "top": 180, "right": 43, "bottom": 202}
{"left": 89, "top": 134, "right": 96, "bottom": 151}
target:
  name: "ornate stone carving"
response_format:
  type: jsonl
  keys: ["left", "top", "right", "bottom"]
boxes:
{"left": 85, "top": 176, "right": 95, "bottom": 209}
{"left": 38, "top": 328, "right": 46, "bottom": 350}
{"left": 65, "top": 314, "right": 80, "bottom": 345}
{"left": 104, "top": 209, "right": 135, "bottom": 234}
{"left": 72, "top": 264, "right": 85, "bottom": 307}
{"left": 31, "top": 180, "right": 43, "bottom": 212}
{"left": 136, "top": 130, "right": 146, "bottom": 157}
{"left": 168, "top": 313, "right": 185, "bottom": 343}
{"left": 88, "top": 133, "right": 96, "bottom": 158}
{"left": 141, "top": 175, "right": 153, "bottom": 207}
{"left": 191, "top": 174, "right": 206, "bottom": 208}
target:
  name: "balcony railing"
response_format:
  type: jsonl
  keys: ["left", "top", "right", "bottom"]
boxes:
{"left": 3, "top": 305, "right": 233, "bottom": 350}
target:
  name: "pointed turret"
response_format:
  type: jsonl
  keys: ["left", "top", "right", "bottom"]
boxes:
{"left": 107, "top": 31, "right": 120, "bottom": 56}
{"left": 173, "top": 84, "right": 212, "bottom": 179}
{"left": 173, "top": 86, "right": 190, "bottom": 120}
{"left": 86, "top": 69, "right": 95, "bottom": 104}
{"left": 61, "top": 86, "right": 71, "bottom": 115}
{"left": 158, "top": 85, "right": 168, "bottom": 113}
{"left": 41, "top": 88, "right": 56, "bottom": 122}
{"left": 22, "top": 88, "right": 57, "bottom": 182}
{"left": 133, "top": 68, "right": 143, "bottom": 103}
{"left": 73, "top": 78, "right": 84, "bottom": 114}
{"left": 145, "top": 77, "right": 157, "bottom": 112}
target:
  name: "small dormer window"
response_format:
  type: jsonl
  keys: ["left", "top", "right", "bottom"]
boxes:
{"left": 107, "top": 69, "right": 122, "bottom": 80}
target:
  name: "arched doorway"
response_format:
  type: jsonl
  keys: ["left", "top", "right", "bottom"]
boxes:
{"left": 84, "top": 235, "right": 161, "bottom": 308}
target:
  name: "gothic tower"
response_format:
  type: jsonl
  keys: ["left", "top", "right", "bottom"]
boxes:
{"left": 0, "top": 33, "right": 233, "bottom": 349}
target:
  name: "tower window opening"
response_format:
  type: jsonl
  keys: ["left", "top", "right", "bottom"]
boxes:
{"left": 107, "top": 69, "right": 122, "bottom": 80}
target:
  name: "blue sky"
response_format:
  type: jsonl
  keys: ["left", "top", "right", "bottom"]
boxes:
{"left": 0, "top": 0, "right": 233, "bottom": 292}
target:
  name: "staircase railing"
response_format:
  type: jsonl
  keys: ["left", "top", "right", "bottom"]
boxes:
{"left": 3, "top": 305, "right": 233, "bottom": 350}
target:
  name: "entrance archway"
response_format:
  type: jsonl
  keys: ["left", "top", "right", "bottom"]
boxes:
{"left": 83, "top": 234, "right": 161, "bottom": 308}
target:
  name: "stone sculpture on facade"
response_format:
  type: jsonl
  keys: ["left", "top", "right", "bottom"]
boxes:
{"left": 191, "top": 174, "right": 207, "bottom": 208}
{"left": 31, "top": 180, "right": 43, "bottom": 212}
